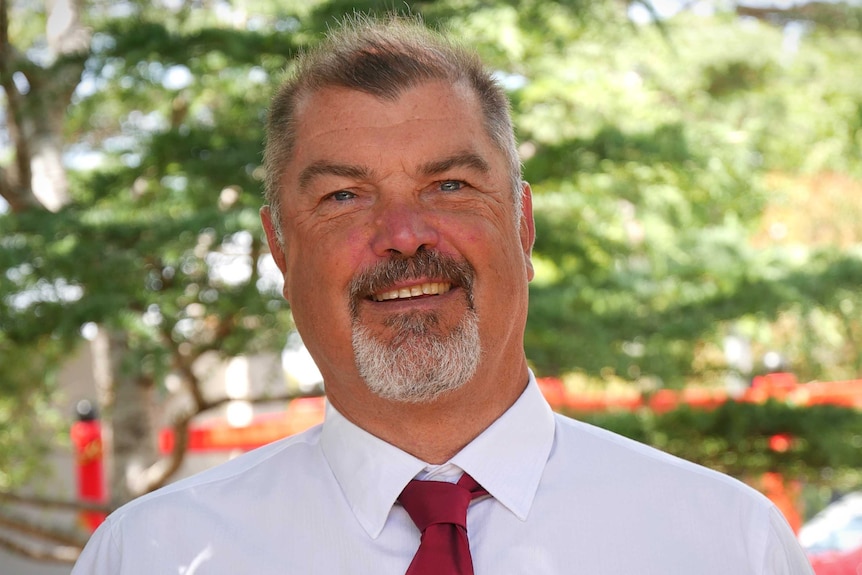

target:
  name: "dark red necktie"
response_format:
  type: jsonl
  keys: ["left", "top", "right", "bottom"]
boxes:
{"left": 398, "top": 473, "right": 488, "bottom": 575}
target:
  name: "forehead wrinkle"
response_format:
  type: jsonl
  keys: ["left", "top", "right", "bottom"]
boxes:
{"left": 418, "top": 151, "right": 490, "bottom": 177}
{"left": 298, "top": 161, "right": 372, "bottom": 190}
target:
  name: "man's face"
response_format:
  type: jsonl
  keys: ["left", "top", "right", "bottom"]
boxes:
{"left": 263, "top": 80, "right": 534, "bottom": 406}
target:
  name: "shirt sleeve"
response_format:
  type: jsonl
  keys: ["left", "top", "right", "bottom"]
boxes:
{"left": 762, "top": 506, "right": 815, "bottom": 575}
{"left": 71, "top": 519, "right": 121, "bottom": 575}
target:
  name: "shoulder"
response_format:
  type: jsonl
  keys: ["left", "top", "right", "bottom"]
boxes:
{"left": 548, "top": 412, "right": 776, "bottom": 515}
{"left": 541, "top": 414, "right": 813, "bottom": 573}
{"left": 72, "top": 425, "right": 333, "bottom": 574}
{"left": 108, "top": 424, "right": 325, "bottom": 525}
{"left": 518, "top": 414, "right": 812, "bottom": 575}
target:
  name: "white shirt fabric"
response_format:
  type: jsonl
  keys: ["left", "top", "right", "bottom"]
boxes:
{"left": 72, "top": 373, "right": 813, "bottom": 574}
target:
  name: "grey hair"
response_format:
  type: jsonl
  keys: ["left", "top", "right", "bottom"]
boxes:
{"left": 262, "top": 14, "right": 523, "bottom": 241}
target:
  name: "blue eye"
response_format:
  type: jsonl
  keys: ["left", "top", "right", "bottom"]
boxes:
{"left": 330, "top": 190, "right": 356, "bottom": 201}
{"left": 440, "top": 181, "right": 463, "bottom": 192}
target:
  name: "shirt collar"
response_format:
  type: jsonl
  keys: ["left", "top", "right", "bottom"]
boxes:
{"left": 450, "top": 372, "right": 555, "bottom": 521}
{"left": 320, "top": 371, "right": 555, "bottom": 538}
{"left": 320, "top": 401, "right": 427, "bottom": 539}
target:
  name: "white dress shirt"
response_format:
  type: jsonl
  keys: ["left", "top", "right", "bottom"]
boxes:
{"left": 72, "top": 373, "right": 813, "bottom": 574}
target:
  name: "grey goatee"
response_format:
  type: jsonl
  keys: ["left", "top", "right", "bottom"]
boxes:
{"left": 348, "top": 249, "right": 481, "bottom": 403}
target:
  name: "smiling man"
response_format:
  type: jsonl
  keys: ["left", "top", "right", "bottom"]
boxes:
{"left": 72, "top": 15, "right": 814, "bottom": 575}
{"left": 261, "top": 67, "right": 535, "bottom": 464}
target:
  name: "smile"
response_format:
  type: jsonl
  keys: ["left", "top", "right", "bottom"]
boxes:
{"left": 372, "top": 282, "right": 452, "bottom": 302}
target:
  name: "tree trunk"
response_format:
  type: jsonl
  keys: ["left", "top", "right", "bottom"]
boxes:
{"left": 0, "top": 0, "right": 88, "bottom": 212}
{"left": 92, "top": 328, "right": 159, "bottom": 505}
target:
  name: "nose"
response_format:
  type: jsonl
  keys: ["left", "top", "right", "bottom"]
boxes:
{"left": 370, "top": 198, "right": 439, "bottom": 258}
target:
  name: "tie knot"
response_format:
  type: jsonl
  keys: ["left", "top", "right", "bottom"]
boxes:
{"left": 398, "top": 474, "right": 486, "bottom": 532}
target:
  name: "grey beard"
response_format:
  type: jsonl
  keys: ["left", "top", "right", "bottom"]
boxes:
{"left": 351, "top": 309, "right": 481, "bottom": 403}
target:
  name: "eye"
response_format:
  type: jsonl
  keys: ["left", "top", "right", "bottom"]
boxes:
{"left": 439, "top": 180, "right": 464, "bottom": 192}
{"left": 327, "top": 190, "right": 356, "bottom": 202}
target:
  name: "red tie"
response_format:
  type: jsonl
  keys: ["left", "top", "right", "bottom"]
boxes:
{"left": 398, "top": 473, "right": 487, "bottom": 575}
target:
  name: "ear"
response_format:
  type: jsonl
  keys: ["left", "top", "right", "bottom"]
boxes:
{"left": 519, "top": 182, "right": 536, "bottom": 282}
{"left": 261, "top": 206, "right": 291, "bottom": 300}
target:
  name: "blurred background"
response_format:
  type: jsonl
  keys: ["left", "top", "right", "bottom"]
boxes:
{"left": 1, "top": 0, "right": 861, "bottom": 572}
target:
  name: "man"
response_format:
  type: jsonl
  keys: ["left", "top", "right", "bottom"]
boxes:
{"left": 72, "top": 15, "right": 814, "bottom": 574}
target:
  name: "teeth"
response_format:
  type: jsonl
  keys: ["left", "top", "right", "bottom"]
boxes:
{"left": 373, "top": 282, "right": 451, "bottom": 302}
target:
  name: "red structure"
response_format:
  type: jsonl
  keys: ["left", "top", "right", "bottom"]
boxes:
{"left": 808, "top": 546, "right": 862, "bottom": 575}
{"left": 158, "top": 374, "right": 862, "bottom": 455}
{"left": 69, "top": 400, "right": 107, "bottom": 532}
{"left": 536, "top": 372, "right": 862, "bottom": 414}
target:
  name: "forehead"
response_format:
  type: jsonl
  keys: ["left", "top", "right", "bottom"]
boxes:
{"left": 295, "top": 78, "right": 480, "bottom": 126}
{"left": 288, "top": 80, "right": 498, "bottom": 170}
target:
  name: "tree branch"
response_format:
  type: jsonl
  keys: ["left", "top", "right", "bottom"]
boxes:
{"left": 0, "top": 492, "right": 112, "bottom": 514}
{"left": 138, "top": 378, "right": 323, "bottom": 495}
{"left": 735, "top": 2, "right": 859, "bottom": 30}
{"left": 0, "top": 509, "right": 88, "bottom": 548}
{"left": 0, "top": 491, "right": 101, "bottom": 562}
{"left": 0, "top": 0, "right": 90, "bottom": 213}
{"left": 0, "top": 0, "right": 44, "bottom": 213}
{"left": 0, "top": 534, "right": 80, "bottom": 564}
{"left": 139, "top": 399, "right": 195, "bottom": 494}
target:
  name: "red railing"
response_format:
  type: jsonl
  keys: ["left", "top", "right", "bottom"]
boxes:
{"left": 158, "top": 373, "right": 862, "bottom": 453}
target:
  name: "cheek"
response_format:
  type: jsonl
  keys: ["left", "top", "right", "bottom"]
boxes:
{"left": 286, "top": 227, "right": 368, "bottom": 304}
{"left": 345, "top": 227, "right": 367, "bottom": 257}
{"left": 330, "top": 228, "right": 370, "bottom": 284}
{"left": 440, "top": 215, "right": 483, "bottom": 249}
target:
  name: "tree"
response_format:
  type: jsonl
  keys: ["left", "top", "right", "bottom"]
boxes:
{"left": 1, "top": 0, "right": 304, "bottom": 561}
{"left": 508, "top": 5, "right": 862, "bottom": 386}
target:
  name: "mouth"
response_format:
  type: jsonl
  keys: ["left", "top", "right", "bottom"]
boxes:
{"left": 348, "top": 250, "right": 476, "bottom": 318}
{"left": 371, "top": 282, "right": 453, "bottom": 302}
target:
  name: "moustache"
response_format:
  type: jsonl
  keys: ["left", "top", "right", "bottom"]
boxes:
{"left": 348, "top": 249, "right": 475, "bottom": 315}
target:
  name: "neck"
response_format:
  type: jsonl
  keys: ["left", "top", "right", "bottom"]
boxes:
{"left": 328, "top": 360, "right": 530, "bottom": 464}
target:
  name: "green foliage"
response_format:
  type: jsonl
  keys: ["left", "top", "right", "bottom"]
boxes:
{"left": 573, "top": 401, "right": 862, "bottom": 490}
{"left": 0, "top": 336, "right": 64, "bottom": 489}
{"left": 1, "top": 0, "right": 306, "bottom": 484}
{"left": 512, "top": 9, "right": 862, "bottom": 383}
{"left": 0, "top": 392, "right": 60, "bottom": 490}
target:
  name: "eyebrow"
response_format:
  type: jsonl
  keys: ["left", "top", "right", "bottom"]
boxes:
{"left": 296, "top": 151, "right": 491, "bottom": 190}
{"left": 419, "top": 151, "right": 491, "bottom": 177}
{"left": 298, "top": 161, "right": 370, "bottom": 190}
